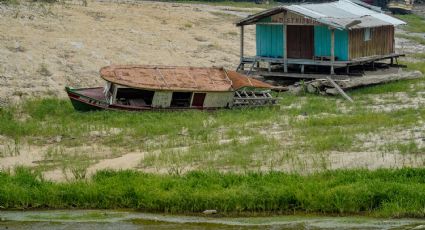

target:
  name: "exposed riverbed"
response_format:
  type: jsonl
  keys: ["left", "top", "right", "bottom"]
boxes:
{"left": 1, "top": 210, "right": 425, "bottom": 229}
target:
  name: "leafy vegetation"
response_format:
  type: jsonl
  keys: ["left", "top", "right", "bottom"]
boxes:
{"left": 2, "top": 167, "right": 425, "bottom": 218}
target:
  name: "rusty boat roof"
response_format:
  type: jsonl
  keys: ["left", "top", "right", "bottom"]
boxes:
{"left": 100, "top": 65, "right": 272, "bottom": 92}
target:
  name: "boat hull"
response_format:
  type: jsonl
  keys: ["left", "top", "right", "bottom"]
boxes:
{"left": 388, "top": 3, "right": 413, "bottom": 14}
{"left": 65, "top": 86, "right": 277, "bottom": 112}
{"left": 65, "top": 86, "right": 226, "bottom": 112}
{"left": 66, "top": 87, "right": 109, "bottom": 111}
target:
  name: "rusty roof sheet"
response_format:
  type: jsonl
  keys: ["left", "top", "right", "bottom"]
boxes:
{"left": 100, "top": 65, "right": 272, "bottom": 92}
{"left": 226, "top": 70, "right": 272, "bottom": 90}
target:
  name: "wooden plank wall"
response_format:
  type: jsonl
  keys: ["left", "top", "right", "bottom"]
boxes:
{"left": 349, "top": 26, "right": 394, "bottom": 60}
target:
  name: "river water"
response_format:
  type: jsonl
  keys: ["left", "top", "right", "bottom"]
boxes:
{"left": 1, "top": 210, "right": 425, "bottom": 229}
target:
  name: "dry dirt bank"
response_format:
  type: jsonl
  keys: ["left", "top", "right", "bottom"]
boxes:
{"left": 0, "top": 1, "right": 423, "bottom": 106}
{"left": 0, "top": 0, "right": 259, "bottom": 105}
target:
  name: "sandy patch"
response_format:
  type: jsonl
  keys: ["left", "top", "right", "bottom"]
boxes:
{"left": 0, "top": 145, "right": 45, "bottom": 170}
{"left": 86, "top": 151, "right": 146, "bottom": 176}
{"left": 328, "top": 151, "right": 425, "bottom": 170}
{"left": 42, "top": 151, "right": 146, "bottom": 181}
{"left": 0, "top": 1, "right": 257, "bottom": 104}
{"left": 365, "top": 91, "right": 425, "bottom": 112}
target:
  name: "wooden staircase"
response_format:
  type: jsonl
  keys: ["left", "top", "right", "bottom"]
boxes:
{"left": 233, "top": 90, "right": 277, "bottom": 107}
{"left": 236, "top": 59, "right": 258, "bottom": 76}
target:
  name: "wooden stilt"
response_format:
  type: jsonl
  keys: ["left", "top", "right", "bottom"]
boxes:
{"left": 330, "top": 29, "right": 335, "bottom": 75}
{"left": 240, "top": 26, "right": 244, "bottom": 70}
{"left": 283, "top": 23, "right": 288, "bottom": 73}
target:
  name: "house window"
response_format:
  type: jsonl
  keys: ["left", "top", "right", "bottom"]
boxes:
{"left": 170, "top": 92, "right": 192, "bottom": 107}
{"left": 364, "top": 28, "right": 372, "bottom": 41}
{"left": 115, "top": 88, "right": 154, "bottom": 106}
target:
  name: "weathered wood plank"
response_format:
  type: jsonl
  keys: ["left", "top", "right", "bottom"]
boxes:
{"left": 326, "top": 77, "right": 354, "bottom": 102}
{"left": 255, "top": 71, "right": 350, "bottom": 80}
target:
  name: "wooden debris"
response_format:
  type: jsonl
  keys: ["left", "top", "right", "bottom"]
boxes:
{"left": 288, "top": 69, "right": 423, "bottom": 99}
{"left": 327, "top": 70, "right": 421, "bottom": 90}
{"left": 326, "top": 77, "right": 354, "bottom": 102}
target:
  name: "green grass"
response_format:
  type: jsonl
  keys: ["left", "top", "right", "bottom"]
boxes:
{"left": 404, "top": 61, "right": 425, "bottom": 74}
{"left": 409, "top": 53, "right": 425, "bottom": 59}
{"left": 395, "top": 14, "right": 425, "bottom": 45}
{"left": 397, "top": 14, "right": 425, "bottom": 33}
{"left": 0, "top": 0, "right": 18, "bottom": 4}
{"left": 381, "top": 141, "right": 424, "bottom": 155}
{"left": 1, "top": 74, "right": 424, "bottom": 171}
{"left": 0, "top": 62, "right": 424, "bottom": 171}
{"left": 396, "top": 33, "right": 425, "bottom": 45}
{"left": 2, "top": 167, "right": 425, "bottom": 217}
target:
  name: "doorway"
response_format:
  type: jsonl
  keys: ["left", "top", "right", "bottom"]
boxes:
{"left": 191, "top": 93, "right": 206, "bottom": 107}
{"left": 287, "top": 25, "right": 314, "bottom": 59}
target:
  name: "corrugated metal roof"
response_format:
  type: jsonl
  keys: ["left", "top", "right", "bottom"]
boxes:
{"left": 100, "top": 65, "right": 271, "bottom": 92}
{"left": 236, "top": 0, "right": 406, "bottom": 29}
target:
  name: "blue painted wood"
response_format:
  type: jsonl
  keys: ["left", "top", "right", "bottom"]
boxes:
{"left": 256, "top": 24, "right": 283, "bottom": 58}
{"left": 314, "top": 26, "right": 331, "bottom": 57}
{"left": 335, "top": 29, "right": 349, "bottom": 61}
{"left": 314, "top": 26, "right": 349, "bottom": 61}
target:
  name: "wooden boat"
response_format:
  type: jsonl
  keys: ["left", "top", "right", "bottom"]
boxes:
{"left": 388, "top": 0, "right": 414, "bottom": 14}
{"left": 65, "top": 65, "right": 277, "bottom": 112}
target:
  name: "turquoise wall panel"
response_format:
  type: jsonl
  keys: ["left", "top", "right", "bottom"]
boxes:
{"left": 256, "top": 24, "right": 284, "bottom": 58}
{"left": 335, "top": 29, "right": 349, "bottom": 61}
{"left": 313, "top": 26, "right": 349, "bottom": 61}
{"left": 314, "top": 26, "right": 331, "bottom": 57}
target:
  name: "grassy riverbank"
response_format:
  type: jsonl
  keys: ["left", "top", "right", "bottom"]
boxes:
{"left": 1, "top": 167, "right": 425, "bottom": 218}
{"left": 0, "top": 69, "right": 424, "bottom": 176}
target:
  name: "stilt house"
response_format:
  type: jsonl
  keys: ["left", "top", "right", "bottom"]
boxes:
{"left": 236, "top": 0, "right": 406, "bottom": 76}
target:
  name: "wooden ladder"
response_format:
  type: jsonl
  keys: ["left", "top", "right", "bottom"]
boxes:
{"left": 236, "top": 59, "right": 257, "bottom": 75}
{"left": 233, "top": 90, "right": 277, "bottom": 107}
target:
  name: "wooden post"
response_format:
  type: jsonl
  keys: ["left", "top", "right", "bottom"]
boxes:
{"left": 330, "top": 28, "right": 335, "bottom": 75}
{"left": 283, "top": 24, "right": 288, "bottom": 73}
{"left": 240, "top": 26, "right": 244, "bottom": 62}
